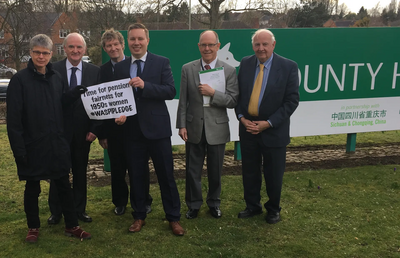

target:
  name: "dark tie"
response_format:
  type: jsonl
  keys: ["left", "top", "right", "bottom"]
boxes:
{"left": 70, "top": 67, "right": 78, "bottom": 89}
{"left": 204, "top": 64, "right": 211, "bottom": 70}
{"left": 135, "top": 60, "right": 142, "bottom": 77}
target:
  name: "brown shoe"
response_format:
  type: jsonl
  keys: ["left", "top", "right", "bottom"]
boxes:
{"left": 129, "top": 219, "right": 146, "bottom": 233}
{"left": 169, "top": 221, "right": 184, "bottom": 236}
{"left": 65, "top": 226, "right": 91, "bottom": 240}
{"left": 25, "top": 228, "right": 39, "bottom": 243}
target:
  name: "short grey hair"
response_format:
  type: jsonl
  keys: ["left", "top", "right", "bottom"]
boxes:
{"left": 63, "top": 32, "right": 87, "bottom": 48}
{"left": 199, "top": 30, "right": 220, "bottom": 44}
{"left": 251, "top": 29, "right": 276, "bottom": 44}
{"left": 30, "top": 34, "right": 53, "bottom": 50}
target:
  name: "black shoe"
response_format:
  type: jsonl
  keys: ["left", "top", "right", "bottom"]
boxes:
{"left": 114, "top": 206, "right": 126, "bottom": 215}
{"left": 185, "top": 209, "right": 199, "bottom": 219}
{"left": 238, "top": 208, "right": 263, "bottom": 218}
{"left": 47, "top": 214, "right": 62, "bottom": 225}
{"left": 145, "top": 205, "right": 152, "bottom": 214}
{"left": 266, "top": 212, "right": 280, "bottom": 224}
{"left": 209, "top": 207, "right": 222, "bottom": 218}
{"left": 77, "top": 212, "right": 92, "bottom": 222}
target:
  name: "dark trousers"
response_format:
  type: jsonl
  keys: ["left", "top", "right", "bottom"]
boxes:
{"left": 240, "top": 132, "right": 286, "bottom": 213}
{"left": 185, "top": 129, "right": 225, "bottom": 209}
{"left": 108, "top": 136, "right": 152, "bottom": 208}
{"left": 49, "top": 134, "right": 91, "bottom": 215}
{"left": 25, "top": 175, "right": 78, "bottom": 228}
{"left": 125, "top": 135, "right": 180, "bottom": 222}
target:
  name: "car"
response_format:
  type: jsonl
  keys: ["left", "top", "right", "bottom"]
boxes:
{"left": 0, "top": 79, "right": 10, "bottom": 102}
{"left": 82, "top": 56, "right": 92, "bottom": 63}
{"left": 0, "top": 64, "right": 17, "bottom": 78}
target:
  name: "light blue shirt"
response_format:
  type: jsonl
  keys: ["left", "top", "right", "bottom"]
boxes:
{"left": 129, "top": 52, "right": 147, "bottom": 78}
{"left": 254, "top": 53, "right": 274, "bottom": 109}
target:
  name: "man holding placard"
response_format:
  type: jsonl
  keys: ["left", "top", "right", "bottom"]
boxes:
{"left": 176, "top": 30, "right": 239, "bottom": 219}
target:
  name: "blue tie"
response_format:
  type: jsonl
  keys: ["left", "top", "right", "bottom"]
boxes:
{"left": 135, "top": 60, "right": 142, "bottom": 77}
{"left": 70, "top": 67, "right": 78, "bottom": 89}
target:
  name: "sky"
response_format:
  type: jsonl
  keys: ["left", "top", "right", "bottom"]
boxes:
{"left": 339, "top": 0, "right": 393, "bottom": 13}
{"left": 190, "top": 0, "right": 395, "bottom": 13}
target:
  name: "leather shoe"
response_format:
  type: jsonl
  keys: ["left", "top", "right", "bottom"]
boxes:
{"left": 209, "top": 207, "right": 222, "bottom": 218}
{"left": 114, "top": 206, "right": 126, "bottom": 215}
{"left": 77, "top": 212, "right": 92, "bottom": 222}
{"left": 129, "top": 219, "right": 145, "bottom": 233}
{"left": 266, "top": 212, "right": 281, "bottom": 224}
{"left": 238, "top": 208, "right": 263, "bottom": 218}
{"left": 169, "top": 221, "right": 184, "bottom": 236}
{"left": 185, "top": 208, "right": 199, "bottom": 219}
{"left": 145, "top": 205, "right": 152, "bottom": 214}
{"left": 25, "top": 228, "right": 39, "bottom": 243}
{"left": 47, "top": 214, "right": 61, "bottom": 225}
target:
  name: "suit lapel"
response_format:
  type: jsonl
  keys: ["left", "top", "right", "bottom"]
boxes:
{"left": 60, "top": 59, "right": 69, "bottom": 87}
{"left": 262, "top": 54, "right": 281, "bottom": 100}
{"left": 141, "top": 52, "right": 152, "bottom": 79}
{"left": 81, "top": 61, "right": 88, "bottom": 86}
{"left": 246, "top": 56, "right": 258, "bottom": 98}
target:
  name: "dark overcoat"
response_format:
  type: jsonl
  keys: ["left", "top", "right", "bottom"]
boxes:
{"left": 7, "top": 59, "right": 71, "bottom": 181}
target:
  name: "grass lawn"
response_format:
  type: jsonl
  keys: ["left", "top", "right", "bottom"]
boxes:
{"left": 1, "top": 124, "right": 399, "bottom": 257}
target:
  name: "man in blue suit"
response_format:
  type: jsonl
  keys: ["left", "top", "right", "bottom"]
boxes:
{"left": 235, "top": 29, "right": 299, "bottom": 224}
{"left": 114, "top": 23, "right": 184, "bottom": 236}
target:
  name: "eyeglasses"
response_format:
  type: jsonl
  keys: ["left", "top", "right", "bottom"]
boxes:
{"left": 199, "top": 43, "right": 218, "bottom": 48}
{"left": 31, "top": 50, "right": 51, "bottom": 57}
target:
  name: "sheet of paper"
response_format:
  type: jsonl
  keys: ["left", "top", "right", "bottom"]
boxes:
{"left": 81, "top": 78, "right": 136, "bottom": 120}
{"left": 199, "top": 67, "right": 225, "bottom": 106}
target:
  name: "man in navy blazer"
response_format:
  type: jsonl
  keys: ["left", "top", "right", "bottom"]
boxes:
{"left": 48, "top": 33, "right": 101, "bottom": 224}
{"left": 113, "top": 23, "right": 184, "bottom": 236}
{"left": 98, "top": 28, "right": 152, "bottom": 216}
{"left": 235, "top": 29, "right": 299, "bottom": 224}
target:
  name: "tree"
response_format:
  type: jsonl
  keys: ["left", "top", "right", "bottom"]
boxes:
{"left": 356, "top": 6, "right": 369, "bottom": 20}
{"left": 353, "top": 16, "right": 370, "bottom": 27}
{"left": 287, "top": 0, "right": 331, "bottom": 27}
{"left": 0, "top": 0, "right": 44, "bottom": 70}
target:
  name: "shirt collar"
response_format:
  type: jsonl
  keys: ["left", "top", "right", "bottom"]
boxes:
{"left": 111, "top": 56, "right": 125, "bottom": 66}
{"left": 257, "top": 53, "right": 274, "bottom": 69}
{"left": 131, "top": 52, "right": 148, "bottom": 64}
{"left": 201, "top": 58, "right": 218, "bottom": 70}
{"left": 66, "top": 59, "right": 83, "bottom": 70}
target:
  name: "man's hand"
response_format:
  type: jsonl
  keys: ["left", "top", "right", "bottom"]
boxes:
{"left": 198, "top": 83, "right": 215, "bottom": 96}
{"left": 115, "top": 115, "right": 126, "bottom": 125}
{"left": 178, "top": 128, "right": 188, "bottom": 142}
{"left": 241, "top": 117, "right": 271, "bottom": 135}
{"left": 129, "top": 77, "right": 145, "bottom": 89}
{"left": 86, "top": 132, "right": 97, "bottom": 142}
{"left": 99, "top": 139, "right": 108, "bottom": 149}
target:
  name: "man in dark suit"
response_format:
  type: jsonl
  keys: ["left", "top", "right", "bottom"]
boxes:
{"left": 98, "top": 28, "right": 152, "bottom": 216}
{"left": 114, "top": 23, "right": 184, "bottom": 236}
{"left": 176, "top": 30, "right": 238, "bottom": 219}
{"left": 48, "top": 32, "right": 101, "bottom": 224}
{"left": 235, "top": 29, "right": 299, "bottom": 224}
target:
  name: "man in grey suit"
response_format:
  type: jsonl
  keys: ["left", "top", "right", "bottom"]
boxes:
{"left": 176, "top": 30, "right": 239, "bottom": 219}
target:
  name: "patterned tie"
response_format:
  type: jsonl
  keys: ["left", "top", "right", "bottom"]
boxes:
{"left": 248, "top": 63, "right": 264, "bottom": 116}
{"left": 70, "top": 67, "right": 78, "bottom": 89}
{"left": 204, "top": 64, "right": 211, "bottom": 70}
{"left": 135, "top": 60, "right": 142, "bottom": 77}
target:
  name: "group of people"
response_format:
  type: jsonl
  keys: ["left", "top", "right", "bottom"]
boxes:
{"left": 6, "top": 23, "right": 299, "bottom": 243}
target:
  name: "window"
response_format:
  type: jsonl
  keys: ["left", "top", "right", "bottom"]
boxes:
{"left": 59, "top": 29, "right": 70, "bottom": 38}
{"left": 56, "top": 44, "right": 65, "bottom": 56}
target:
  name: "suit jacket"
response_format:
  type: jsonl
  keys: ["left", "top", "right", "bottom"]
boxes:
{"left": 235, "top": 53, "right": 300, "bottom": 147}
{"left": 176, "top": 59, "right": 239, "bottom": 145}
{"left": 53, "top": 58, "right": 101, "bottom": 142}
{"left": 113, "top": 52, "right": 176, "bottom": 140}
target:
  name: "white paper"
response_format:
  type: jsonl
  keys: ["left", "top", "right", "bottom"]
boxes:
{"left": 81, "top": 78, "right": 136, "bottom": 120}
{"left": 199, "top": 67, "right": 225, "bottom": 106}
